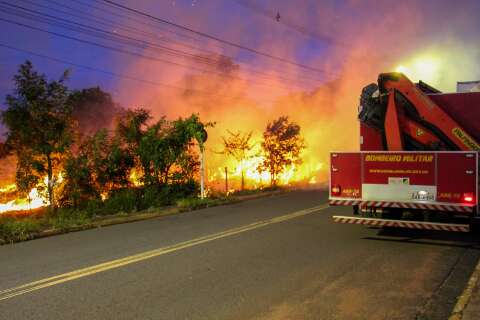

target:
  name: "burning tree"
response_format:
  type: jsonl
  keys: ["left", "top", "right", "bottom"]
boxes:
{"left": 258, "top": 116, "right": 305, "bottom": 186}
{"left": 221, "top": 130, "right": 254, "bottom": 190}
{"left": 68, "top": 87, "right": 121, "bottom": 136}
{"left": 118, "top": 110, "right": 211, "bottom": 186}
{"left": 2, "top": 61, "right": 73, "bottom": 209}
{"left": 0, "top": 61, "right": 215, "bottom": 215}
{"left": 61, "top": 129, "right": 135, "bottom": 206}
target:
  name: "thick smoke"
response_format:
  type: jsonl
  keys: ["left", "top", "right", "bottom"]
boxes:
{"left": 2, "top": 0, "right": 479, "bottom": 189}
{"left": 110, "top": 0, "right": 480, "bottom": 187}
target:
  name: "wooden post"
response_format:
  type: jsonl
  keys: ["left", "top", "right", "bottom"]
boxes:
{"left": 200, "top": 148, "right": 205, "bottom": 199}
{"left": 225, "top": 167, "right": 228, "bottom": 194}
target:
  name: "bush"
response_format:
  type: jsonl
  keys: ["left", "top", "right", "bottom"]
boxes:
{"left": 100, "top": 188, "right": 139, "bottom": 215}
{"left": 139, "top": 181, "right": 199, "bottom": 209}
{"left": 49, "top": 209, "right": 91, "bottom": 230}
{"left": 0, "top": 217, "right": 42, "bottom": 242}
{"left": 177, "top": 197, "right": 229, "bottom": 210}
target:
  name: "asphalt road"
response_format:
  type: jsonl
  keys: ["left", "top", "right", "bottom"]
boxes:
{"left": 0, "top": 190, "right": 479, "bottom": 320}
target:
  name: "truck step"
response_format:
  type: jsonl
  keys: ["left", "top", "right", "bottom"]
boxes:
{"left": 332, "top": 215, "right": 470, "bottom": 232}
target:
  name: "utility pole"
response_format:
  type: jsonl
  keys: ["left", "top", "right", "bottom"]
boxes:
{"left": 197, "top": 127, "right": 208, "bottom": 200}
{"left": 200, "top": 147, "right": 205, "bottom": 199}
{"left": 225, "top": 167, "right": 228, "bottom": 194}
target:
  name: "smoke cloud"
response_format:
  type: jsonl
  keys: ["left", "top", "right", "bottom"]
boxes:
{"left": 2, "top": 0, "right": 479, "bottom": 189}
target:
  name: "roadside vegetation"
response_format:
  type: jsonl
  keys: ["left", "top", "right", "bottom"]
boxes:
{"left": 0, "top": 61, "right": 302, "bottom": 244}
{"left": 2, "top": 61, "right": 212, "bottom": 212}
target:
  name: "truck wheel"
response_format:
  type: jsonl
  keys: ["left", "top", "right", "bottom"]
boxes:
{"left": 470, "top": 217, "right": 480, "bottom": 235}
{"left": 353, "top": 205, "right": 359, "bottom": 216}
{"left": 382, "top": 208, "right": 403, "bottom": 220}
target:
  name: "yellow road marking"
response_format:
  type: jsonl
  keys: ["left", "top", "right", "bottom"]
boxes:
{"left": 0, "top": 204, "right": 328, "bottom": 301}
{"left": 449, "top": 257, "right": 480, "bottom": 320}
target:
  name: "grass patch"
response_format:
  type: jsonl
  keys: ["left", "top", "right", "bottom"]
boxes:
{"left": 177, "top": 197, "right": 231, "bottom": 210}
{"left": 0, "top": 217, "right": 42, "bottom": 243}
{"left": 230, "top": 186, "right": 282, "bottom": 197}
{"left": 48, "top": 209, "right": 92, "bottom": 230}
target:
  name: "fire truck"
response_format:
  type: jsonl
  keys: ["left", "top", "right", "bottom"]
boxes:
{"left": 329, "top": 73, "right": 479, "bottom": 232}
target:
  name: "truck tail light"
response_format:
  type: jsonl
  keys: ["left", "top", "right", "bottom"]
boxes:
{"left": 332, "top": 185, "right": 341, "bottom": 196}
{"left": 463, "top": 193, "right": 474, "bottom": 203}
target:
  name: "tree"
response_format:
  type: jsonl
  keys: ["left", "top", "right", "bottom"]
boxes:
{"left": 68, "top": 87, "right": 121, "bottom": 136}
{"left": 115, "top": 108, "right": 151, "bottom": 146}
{"left": 258, "top": 116, "right": 305, "bottom": 186}
{"left": 136, "top": 114, "right": 212, "bottom": 186}
{"left": 61, "top": 149, "right": 95, "bottom": 207}
{"left": 221, "top": 130, "right": 253, "bottom": 190}
{"left": 61, "top": 129, "right": 135, "bottom": 206}
{"left": 136, "top": 119, "right": 169, "bottom": 185}
{"left": 114, "top": 109, "right": 212, "bottom": 188}
{"left": 2, "top": 61, "right": 73, "bottom": 208}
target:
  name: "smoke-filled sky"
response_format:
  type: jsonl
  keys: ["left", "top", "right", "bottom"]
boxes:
{"left": 0, "top": 0, "right": 480, "bottom": 185}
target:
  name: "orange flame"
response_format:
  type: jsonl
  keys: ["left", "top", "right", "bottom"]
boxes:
{"left": 0, "top": 173, "right": 63, "bottom": 214}
{"left": 208, "top": 149, "right": 324, "bottom": 190}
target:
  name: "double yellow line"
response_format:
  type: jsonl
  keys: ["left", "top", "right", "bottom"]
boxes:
{"left": 0, "top": 204, "right": 328, "bottom": 302}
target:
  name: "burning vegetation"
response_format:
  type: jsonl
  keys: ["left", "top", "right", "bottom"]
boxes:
{"left": 0, "top": 61, "right": 211, "bottom": 215}
{"left": 0, "top": 61, "right": 317, "bottom": 215}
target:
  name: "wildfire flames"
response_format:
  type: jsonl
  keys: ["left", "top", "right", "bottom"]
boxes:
{"left": 0, "top": 187, "right": 45, "bottom": 213}
{"left": 208, "top": 154, "right": 323, "bottom": 191}
{"left": 2, "top": 1, "right": 478, "bottom": 214}
{"left": 0, "top": 150, "right": 322, "bottom": 214}
{"left": 0, "top": 174, "right": 63, "bottom": 214}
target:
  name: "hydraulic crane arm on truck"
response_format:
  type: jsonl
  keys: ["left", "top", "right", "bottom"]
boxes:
{"left": 330, "top": 72, "right": 480, "bottom": 232}
{"left": 359, "top": 73, "right": 480, "bottom": 152}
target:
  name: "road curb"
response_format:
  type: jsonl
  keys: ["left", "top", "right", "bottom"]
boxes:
{"left": 449, "top": 257, "right": 480, "bottom": 320}
{"left": 0, "top": 189, "right": 292, "bottom": 246}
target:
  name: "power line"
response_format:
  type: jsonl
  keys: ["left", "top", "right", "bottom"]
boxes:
{"left": 28, "top": 0, "right": 218, "bottom": 58}
{"left": 101, "top": 0, "right": 334, "bottom": 76}
{"left": 53, "top": 0, "right": 334, "bottom": 82}
{"left": 75, "top": 0, "right": 231, "bottom": 54}
{"left": 231, "top": 0, "right": 346, "bottom": 47}
{"left": 5, "top": 1, "right": 322, "bottom": 87}
{"left": 0, "top": 15, "right": 302, "bottom": 92}
{"left": 61, "top": 0, "right": 333, "bottom": 82}
{"left": 0, "top": 42, "right": 275, "bottom": 104}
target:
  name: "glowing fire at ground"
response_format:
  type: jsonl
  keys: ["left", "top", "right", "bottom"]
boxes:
{"left": 129, "top": 168, "right": 143, "bottom": 187}
{"left": 208, "top": 155, "right": 324, "bottom": 190}
{"left": 0, "top": 149, "right": 323, "bottom": 214}
{"left": 0, "top": 187, "right": 45, "bottom": 213}
{"left": 0, "top": 174, "right": 63, "bottom": 214}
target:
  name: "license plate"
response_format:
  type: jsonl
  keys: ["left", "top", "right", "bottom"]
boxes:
{"left": 411, "top": 191, "right": 434, "bottom": 201}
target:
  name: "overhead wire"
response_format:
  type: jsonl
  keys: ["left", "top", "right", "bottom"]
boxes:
{"left": 0, "top": 42, "right": 276, "bottom": 104}
{"left": 49, "top": 0, "right": 332, "bottom": 82}
{"left": 6, "top": 1, "right": 323, "bottom": 87}
{"left": 0, "top": 14, "right": 307, "bottom": 92}
{"left": 231, "top": 0, "right": 346, "bottom": 47}
{"left": 100, "top": 0, "right": 336, "bottom": 76}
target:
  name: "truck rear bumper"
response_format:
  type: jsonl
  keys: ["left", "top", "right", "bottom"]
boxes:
{"left": 332, "top": 215, "right": 470, "bottom": 232}
{"left": 329, "top": 198, "right": 475, "bottom": 213}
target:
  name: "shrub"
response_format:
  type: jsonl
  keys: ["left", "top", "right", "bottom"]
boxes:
{"left": 100, "top": 188, "right": 139, "bottom": 215}
{"left": 49, "top": 209, "right": 91, "bottom": 230}
{"left": 177, "top": 197, "right": 228, "bottom": 210}
{"left": 0, "top": 217, "right": 42, "bottom": 242}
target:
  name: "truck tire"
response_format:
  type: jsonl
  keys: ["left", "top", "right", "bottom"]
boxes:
{"left": 470, "top": 216, "right": 480, "bottom": 235}
{"left": 353, "top": 205, "right": 359, "bottom": 215}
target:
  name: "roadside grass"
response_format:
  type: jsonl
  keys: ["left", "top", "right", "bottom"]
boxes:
{"left": 0, "top": 186, "right": 284, "bottom": 244}
{"left": 177, "top": 197, "right": 232, "bottom": 210}
{"left": 230, "top": 186, "right": 281, "bottom": 197}
{"left": 0, "top": 216, "right": 43, "bottom": 242}
{"left": 48, "top": 209, "right": 92, "bottom": 230}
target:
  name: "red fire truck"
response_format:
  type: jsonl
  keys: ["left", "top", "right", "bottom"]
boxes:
{"left": 329, "top": 73, "right": 479, "bottom": 232}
